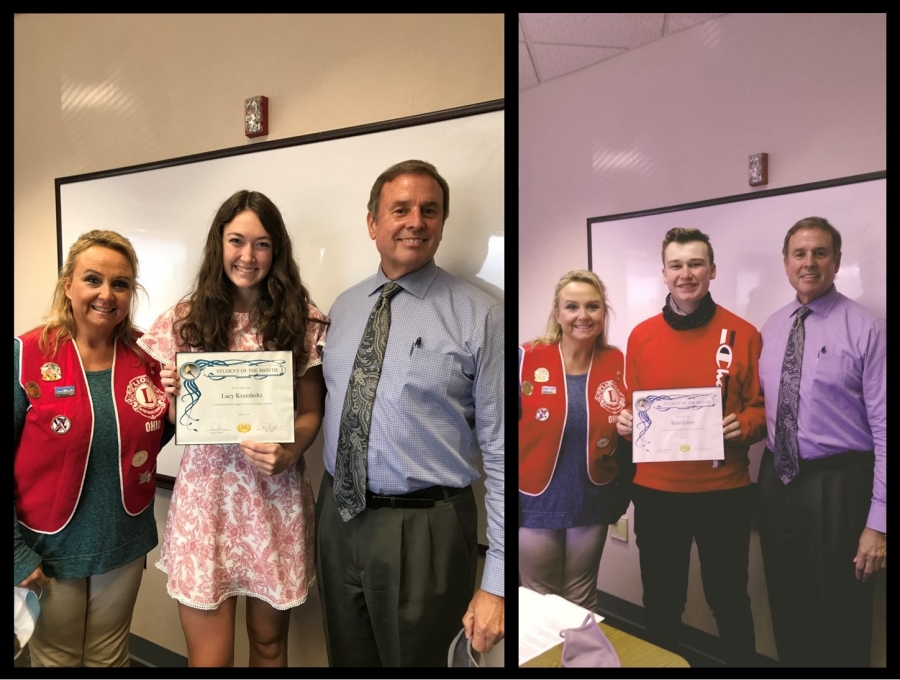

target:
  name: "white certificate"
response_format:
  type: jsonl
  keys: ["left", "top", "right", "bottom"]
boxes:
{"left": 175, "top": 351, "right": 295, "bottom": 445}
{"left": 632, "top": 387, "right": 724, "bottom": 462}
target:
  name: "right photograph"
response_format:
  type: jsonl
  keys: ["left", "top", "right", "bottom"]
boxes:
{"left": 517, "top": 13, "right": 885, "bottom": 670}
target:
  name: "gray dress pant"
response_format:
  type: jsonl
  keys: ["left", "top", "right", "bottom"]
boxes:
{"left": 316, "top": 473, "right": 478, "bottom": 667}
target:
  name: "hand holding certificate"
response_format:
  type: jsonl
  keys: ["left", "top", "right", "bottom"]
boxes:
{"left": 174, "top": 350, "right": 295, "bottom": 445}
{"left": 631, "top": 387, "right": 724, "bottom": 462}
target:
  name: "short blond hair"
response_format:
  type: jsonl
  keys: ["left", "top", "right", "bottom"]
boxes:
{"left": 39, "top": 230, "right": 145, "bottom": 357}
{"left": 533, "top": 270, "right": 613, "bottom": 350}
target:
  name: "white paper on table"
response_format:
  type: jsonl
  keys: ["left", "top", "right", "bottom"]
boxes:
{"left": 631, "top": 386, "right": 725, "bottom": 462}
{"left": 518, "top": 586, "right": 604, "bottom": 666}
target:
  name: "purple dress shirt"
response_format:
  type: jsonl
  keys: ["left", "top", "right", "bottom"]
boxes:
{"left": 759, "top": 285, "right": 886, "bottom": 533}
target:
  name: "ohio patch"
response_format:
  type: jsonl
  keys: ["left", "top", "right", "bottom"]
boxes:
{"left": 594, "top": 380, "right": 625, "bottom": 414}
{"left": 125, "top": 376, "right": 167, "bottom": 419}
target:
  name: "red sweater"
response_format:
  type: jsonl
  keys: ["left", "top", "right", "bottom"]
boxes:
{"left": 625, "top": 306, "right": 765, "bottom": 492}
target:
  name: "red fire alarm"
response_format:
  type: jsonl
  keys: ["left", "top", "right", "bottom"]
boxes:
{"left": 749, "top": 153, "right": 768, "bottom": 187}
{"left": 244, "top": 96, "right": 268, "bottom": 138}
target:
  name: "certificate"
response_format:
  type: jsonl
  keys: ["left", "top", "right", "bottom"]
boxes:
{"left": 175, "top": 351, "right": 295, "bottom": 445}
{"left": 631, "top": 387, "right": 724, "bottom": 462}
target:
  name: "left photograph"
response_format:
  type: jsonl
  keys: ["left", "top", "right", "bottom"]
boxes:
{"left": 15, "top": 13, "right": 505, "bottom": 669}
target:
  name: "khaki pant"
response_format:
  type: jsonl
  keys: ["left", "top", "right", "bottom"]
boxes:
{"left": 518, "top": 523, "right": 610, "bottom": 612}
{"left": 29, "top": 556, "right": 144, "bottom": 667}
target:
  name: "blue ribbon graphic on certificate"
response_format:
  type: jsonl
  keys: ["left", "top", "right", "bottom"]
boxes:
{"left": 632, "top": 387, "right": 724, "bottom": 462}
{"left": 174, "top": 351, "right": 295, "bottom": 445}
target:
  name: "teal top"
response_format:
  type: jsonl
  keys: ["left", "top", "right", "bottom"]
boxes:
{"left": 13, "top": 340, "right": 174, "bottom": 585}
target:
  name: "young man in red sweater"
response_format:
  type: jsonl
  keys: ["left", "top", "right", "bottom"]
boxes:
{"left": 616, "top": 228, "right": 765, "bottom": 667}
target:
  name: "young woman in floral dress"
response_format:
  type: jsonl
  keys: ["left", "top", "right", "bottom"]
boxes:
{"left": 140, "top": 190, "right": 327, "bottom": 667}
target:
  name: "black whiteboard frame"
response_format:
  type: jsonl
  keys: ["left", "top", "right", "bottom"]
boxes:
{"left": 586, "top": 170, "right": 885, "bottom": 271}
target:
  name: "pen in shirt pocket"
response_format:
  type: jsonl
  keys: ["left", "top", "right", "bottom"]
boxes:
{"left": 410, "top": 337, "right": 422, "bottom": 356}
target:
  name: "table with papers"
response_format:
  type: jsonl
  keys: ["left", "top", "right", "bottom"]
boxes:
{"left": 518, "top": 587, "right": 690, "bottom": 668}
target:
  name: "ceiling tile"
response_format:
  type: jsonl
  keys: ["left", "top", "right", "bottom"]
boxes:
{"left": 532, "top": 43, "right": 626, "bottom": 82}
{"left": 521, "top": 13, "right": 664, "bottom": 48}
{"left": 519, "top": 13, "right": 730, "bottom": 90}
{"left": 665, "top": 13, "right": 726, "bottom": 34}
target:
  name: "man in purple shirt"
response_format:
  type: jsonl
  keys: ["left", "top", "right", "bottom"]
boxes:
{"left": 758, "top": 217, "right": 886, "bottom": 668}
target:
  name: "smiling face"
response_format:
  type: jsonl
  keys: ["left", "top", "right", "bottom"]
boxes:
{"left": 784, "top": 226, "right": 840, "bottom": 304}
{"left": 366, "top": 172, "right": 444, "bottom": 280}
{"left": 662, "top": 240, "right": 716, "bottom": 314}
{"left": 64, "top": 246, "right": 134, "bottom": 340}
{"left": 222, "top": 209, "right": 273, "bottom": 301}
{"left": 555, "top": 281, "right": 605, "bottom": 347}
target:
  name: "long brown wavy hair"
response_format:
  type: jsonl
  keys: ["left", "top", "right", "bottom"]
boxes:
{"left": 38, "top": 230, "right": 146, "bottom": 358}
{"left": 174, "top": 190, "right": 322, "bottom": 366}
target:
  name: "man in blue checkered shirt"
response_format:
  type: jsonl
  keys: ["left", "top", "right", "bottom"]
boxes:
{"left": 317, "top": 159, "right": 505, "bottom": 667}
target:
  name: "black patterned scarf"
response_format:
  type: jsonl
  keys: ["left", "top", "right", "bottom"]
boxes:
{"left": 661, "top": 292, "right": 716, "bottom": 331}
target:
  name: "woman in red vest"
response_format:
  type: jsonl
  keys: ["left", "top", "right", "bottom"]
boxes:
{"left": 14, "top": 230, "right": 172, "bottom": 666}
{"left": 519, "top": 270, "right": 633, "bottom": 612}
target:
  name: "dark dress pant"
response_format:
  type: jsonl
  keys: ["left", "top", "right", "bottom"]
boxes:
{"left": 758, "top": 448, "right": 875, "bottom": 667}
{"left": 632, "top": 484, "right": 756, "bottom": 666}
{"left": 315, "top": 473, "right": 478, "bottom": 667}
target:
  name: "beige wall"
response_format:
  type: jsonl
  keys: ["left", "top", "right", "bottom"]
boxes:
{"left": 14, "top": 13, "right": 503, "bottom": 666}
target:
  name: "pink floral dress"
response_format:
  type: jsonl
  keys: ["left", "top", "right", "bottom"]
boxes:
{"left": 138, "top": 303, "right": 327, "bottom": 610}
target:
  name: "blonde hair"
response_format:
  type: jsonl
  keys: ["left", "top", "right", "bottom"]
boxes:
{"left": 533, "top": 270, "right": 613, "bottom": 350}
{"left": 38, "top": 230, "right": 145, "bottom": 358}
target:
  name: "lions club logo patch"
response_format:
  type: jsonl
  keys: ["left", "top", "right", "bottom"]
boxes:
{"left": 594, "top": 380, "right": 625, "bottom": 414}
{"left": 125, "top": 376, "right": 167, "bottom": 419}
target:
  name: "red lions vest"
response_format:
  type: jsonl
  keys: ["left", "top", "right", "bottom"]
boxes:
{"left": 519, "top": 343, "right": 626, "bottom": 495}
{"left": 15, "top": 329, "right": 168, "bottom": 533}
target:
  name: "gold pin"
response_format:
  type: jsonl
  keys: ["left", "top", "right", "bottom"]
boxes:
{"left": 40, "top": 363, "right": 62, "bottom": 382}
{"left": 522, "top": 381, "right": 533, "bottom": 396}
{"left": 132, "top": 450, "right": 149, "bottom": 467}
{"left": 596, "top": 437, "right": 610, "bottom": 448}
{"left": 534, "top": 368, "right": 550, "bottom": 383}
{"left": 25, "top": 381, "right": 41, "bottom": 399}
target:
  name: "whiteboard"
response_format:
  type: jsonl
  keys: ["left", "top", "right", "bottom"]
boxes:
{"left": 588, "top": 173, "right": 885, "bottom": 481}
{"left": 56, "top": 102, "right": 505, "bottom": 508}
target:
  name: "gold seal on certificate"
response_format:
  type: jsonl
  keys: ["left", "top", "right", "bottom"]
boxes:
{"left": 174, "top": 351, "right": 295, "bottom": 445}
{"left": 631, "top": 387, "right": 725, "bottom": 463}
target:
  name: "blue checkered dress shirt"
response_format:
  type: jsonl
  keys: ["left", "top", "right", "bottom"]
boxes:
{"left": 322, "top": 259, "right": 505, "bottom": 596}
